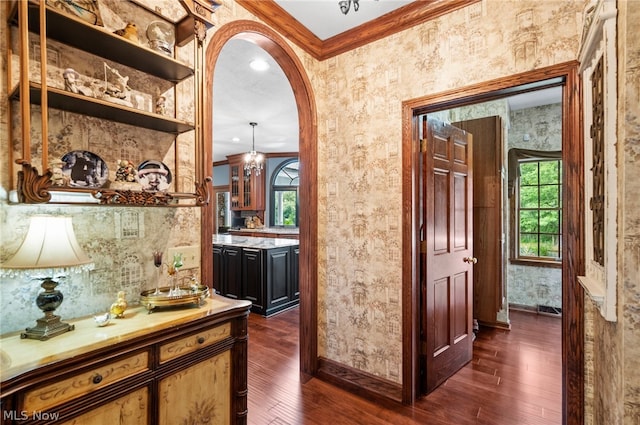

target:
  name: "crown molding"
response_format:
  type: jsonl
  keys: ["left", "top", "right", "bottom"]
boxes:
{"left": 236, "top": 0, "right": 480, "bottom": 60}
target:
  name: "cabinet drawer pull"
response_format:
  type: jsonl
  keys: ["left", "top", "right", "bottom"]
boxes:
{"left": 92, "top": 374, "right": 103, "bottom": 385}
{"left": 197, "top": 336, "right": 205, "bottom": 344}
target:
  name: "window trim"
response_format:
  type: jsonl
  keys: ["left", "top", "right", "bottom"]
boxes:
{"left": 270, "top": 158, "right": 299, "bottom": 227}
{"left": 508, "top": 149, "right": 562, "bottom": 267}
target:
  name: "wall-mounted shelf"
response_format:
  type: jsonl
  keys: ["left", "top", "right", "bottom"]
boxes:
{"left": 7, "top": 0, "right": 216, "bottom": 207}
{"left": 9, "top": 1, "right": 194, "bottom": 82}
{"left": 10, "top": 83, "right": 195, "bottom": 134}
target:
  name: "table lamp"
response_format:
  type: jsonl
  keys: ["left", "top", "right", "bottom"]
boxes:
{"left": 1, "top": 215, "right": 94, "bottom": 340}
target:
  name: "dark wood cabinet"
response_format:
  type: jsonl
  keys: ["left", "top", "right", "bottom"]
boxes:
{"left": 228, "top": 154, "right": 265, "bottom": 211}
{"left": 213, "top": 245, "right": 242, "bottom": 300}
{"left": 213, "top": 243, "right": 299, "bottom": 316}
{"left": 265, "top": 246, "right": 293, "bottom": 315}
{"left": 242, "top": 248, "right": 264, "bottom": 311}
{"left": 292, "top": 245, "right": 300, "bottom": 300}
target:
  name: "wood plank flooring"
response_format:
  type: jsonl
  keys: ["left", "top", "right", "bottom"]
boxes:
{"left": 247, "top": 308, "right": 562, "bottom": 425}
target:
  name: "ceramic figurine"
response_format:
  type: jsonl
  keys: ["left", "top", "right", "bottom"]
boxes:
{"left": 155, "top": 95, "right": 166, "bottom": 115}
{"left": 113, "top": 22, "right": 139, "bottom": 43}
{"left": 63, "top": 68, "right": 80, "bottom": 94}
{"left": 93, "top": 312, "right": 111, "bottom": 327}
{"left": 110, "top": 291, "right": 128, "bottom": 318}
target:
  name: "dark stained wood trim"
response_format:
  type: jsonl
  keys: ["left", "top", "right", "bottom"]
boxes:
{"left": 561, "top": 64, "right": 584, "bottom": 425}
{"left": 236, "top": 0, "right": 479, "bottom": 60}
{"left": 401, "top": 62, "right": 584, "bottom": 423}
{"left": 235, "top": 0, "right": 323, "bottom": 59}
{"left": 204, "top": 20, "right": 318, "bottom": 378}
{"left": 317, "top": 357, "right": 404, "bottom": 404}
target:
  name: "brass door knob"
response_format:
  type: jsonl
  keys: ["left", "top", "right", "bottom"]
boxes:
{"left": 463, "top": 256, "right": 478, "bottom": 264}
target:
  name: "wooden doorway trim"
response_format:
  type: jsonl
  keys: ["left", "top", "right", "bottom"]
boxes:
{"left": 203, "top": 20, "right": 318, "bottom": 377}
{"left": 401, "top": 61, "right": 584, "bottom": 424}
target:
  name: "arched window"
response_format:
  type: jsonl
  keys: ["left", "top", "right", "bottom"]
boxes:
{"left": 270, "top": 159, "right": 299, "bottom": 227}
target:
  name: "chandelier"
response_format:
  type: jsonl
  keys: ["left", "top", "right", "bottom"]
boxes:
{"left": 244, "top": 122, "right": 264, "bottom": 176}
{"left": 338, "top": 0, "right": 359, "bottom": 15}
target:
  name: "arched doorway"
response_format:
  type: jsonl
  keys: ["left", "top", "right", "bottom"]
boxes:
{"left": 203, "top": 20, "right": 318, "bottom": 376}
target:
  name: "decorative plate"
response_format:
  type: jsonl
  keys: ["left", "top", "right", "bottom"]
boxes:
{"left": 136, "top": 160, "right": 172, "bottom": 192}
{"left": 61, "top": 150, "right": 109, "bottom": 188}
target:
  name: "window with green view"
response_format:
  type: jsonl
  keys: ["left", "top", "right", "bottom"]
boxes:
{"left": 517, "top": 159, "right": 562, "bottom": 261}
{"left": 271, "top": 159, "right": 299, "bottom": 227}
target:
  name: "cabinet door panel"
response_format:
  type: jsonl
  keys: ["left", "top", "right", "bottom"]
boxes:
{"left": 58, "top": 386, "right": 149, "bottom": 425}
{"left": 266, "top": 247, "right": 290, "bottom": 307}
{"left": 213, "top": 245, "right": 225, "bottom": 294}
{"left": 224, "top": 247, "right": 242, "bottom": 299}
{"left": 158, "top": 351, "right": 231, "bottom": 425}
{"left": 242, "top": 248, "right": 264, "bottom": 310}
{"left": 291, "top": 246, "right": 300, "bottom": 300}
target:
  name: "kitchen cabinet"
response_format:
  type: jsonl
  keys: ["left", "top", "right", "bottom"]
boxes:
{"left": 228, "top": 154, "right": 265, "bottom": 211}
{"left": 213, "top": 245, "right": 242, "bottom": 300}
{"left": 0, "top": 296, "right": 252, "bottom": 425}
{"left": 7, "top": 0, "right": 217, "bottom": 206}
{"left": 213, "top": 235, "right": 299, "bottom": 316}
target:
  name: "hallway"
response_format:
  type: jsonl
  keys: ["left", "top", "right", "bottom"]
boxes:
{"left": 247, "top": 308, "right": 562, "bottom": 424}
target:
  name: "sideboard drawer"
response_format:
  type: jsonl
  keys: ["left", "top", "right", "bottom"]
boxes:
{"left": 22, "top": 351, "right": 149, "bottom": 411}
{"left": 159, "top": 322, "right": 230, "bottom": 363}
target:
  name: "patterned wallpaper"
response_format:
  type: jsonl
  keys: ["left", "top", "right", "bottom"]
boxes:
{"left": 314, "top": 0, "right": 582, "bottom": 383}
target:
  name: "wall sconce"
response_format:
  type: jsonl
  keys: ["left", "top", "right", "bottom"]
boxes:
{"left": 1, "top": 216, "right": 94, "bottom": 341}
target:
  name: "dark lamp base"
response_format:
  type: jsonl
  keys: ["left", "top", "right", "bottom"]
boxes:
{"left": 21, "top": 313, "right": 75, "bottom": 341}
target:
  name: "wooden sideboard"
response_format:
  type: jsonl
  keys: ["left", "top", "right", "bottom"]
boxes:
{"left": 0, "top": 295, "right": 251, "bottom": 425}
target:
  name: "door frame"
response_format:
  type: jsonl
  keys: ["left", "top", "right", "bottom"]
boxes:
{"left": 401, "top": 61, "right": 584, "bottom": 424}
{"left": 203, "top": 20, "right": 319, "bottom": 377}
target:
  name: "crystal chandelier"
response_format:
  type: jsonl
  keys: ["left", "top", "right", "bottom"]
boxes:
{"left": 244, "top": 122, "right": 264, "bottom": 176}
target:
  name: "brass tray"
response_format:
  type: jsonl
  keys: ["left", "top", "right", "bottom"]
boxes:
{"left": 140, "top": 285, "right": 209, "bottom": 313}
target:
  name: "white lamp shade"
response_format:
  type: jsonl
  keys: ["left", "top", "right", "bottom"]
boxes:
{"left": 2, "top": 216, "right": 93, "bottom": 270}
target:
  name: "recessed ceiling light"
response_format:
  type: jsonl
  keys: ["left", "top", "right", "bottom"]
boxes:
{"left": 232, "top": 137, "right": 240, "bottom": 142}
{"left": 250, "top": 58, "right": 270, "bottom": 71}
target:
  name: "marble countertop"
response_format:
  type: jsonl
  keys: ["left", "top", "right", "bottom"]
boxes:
{"left": 228, "top": 227, "right": 299, "bottom": 235}
{"left": 0, "top": 295, "right": 251, "bottom": 383}
{"left": 212, "top": 234, "right": 299, "bottom": 249}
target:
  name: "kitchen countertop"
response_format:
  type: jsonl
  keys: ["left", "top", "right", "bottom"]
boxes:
{"left": 213, "top": 234, "right": 299, "bottom": 249}
{"left": 228, "top": 227, "right": 299, "bottom": 235}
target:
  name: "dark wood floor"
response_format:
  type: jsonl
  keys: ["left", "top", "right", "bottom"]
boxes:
{"left": 247, "top": 307, "right": 562, "bottom": 425}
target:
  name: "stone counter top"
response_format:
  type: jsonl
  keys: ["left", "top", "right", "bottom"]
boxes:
{"left": 212, "top": 234, "right": 299, "bottom": 249}
{"left": 0, "top": 295, "right": 251, "bottom": 383}
{"left": 228, "top": 227, "right": 299, "bottom": 235}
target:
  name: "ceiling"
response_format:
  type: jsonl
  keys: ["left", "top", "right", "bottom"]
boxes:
{"left": 273, "top": 0, "right": 414, "bottom": 40}
{"left": 212, "top": 0, "right": 561, "bottom": 163}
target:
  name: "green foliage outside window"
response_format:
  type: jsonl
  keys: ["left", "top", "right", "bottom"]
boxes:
{"left": 518, "top": 159, "right": 562, "bottom": 259}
